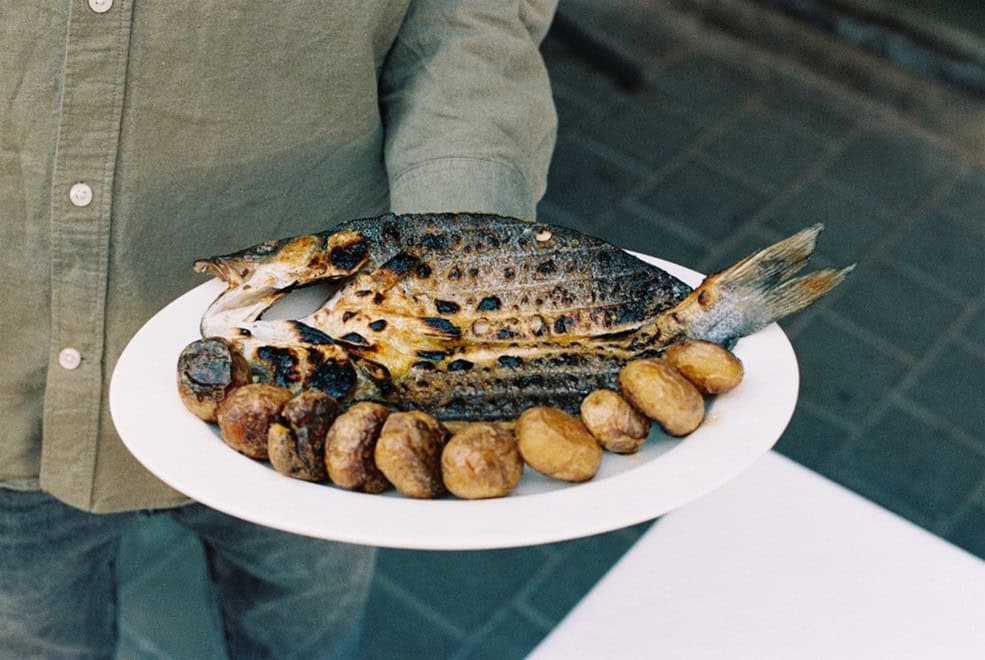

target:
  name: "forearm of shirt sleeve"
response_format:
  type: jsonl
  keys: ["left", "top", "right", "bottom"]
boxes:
{"left": 381, "top": 0, "right": 559, "bottom": 219}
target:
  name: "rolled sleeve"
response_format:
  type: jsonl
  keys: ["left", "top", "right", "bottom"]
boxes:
{"left": 388, "top": 156, "right": 538, "bottom": 218}
{"left": 381, "top": 0, "right": 559, "bottom": 218}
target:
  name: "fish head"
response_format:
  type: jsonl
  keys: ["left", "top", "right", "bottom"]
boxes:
{"left": 195, "top": 230, "right": 371, "bottom": 338}
{"left": 194, "top": 231, "right": 369, "bottom": 288}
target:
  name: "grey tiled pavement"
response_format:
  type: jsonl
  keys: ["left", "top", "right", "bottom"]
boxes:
{"left": 114, "top": 2, "right": 984, "bottom": 658}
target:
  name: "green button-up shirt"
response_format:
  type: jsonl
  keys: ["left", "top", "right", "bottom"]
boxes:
{"left": 1, "top": 0, "right": 557, "bottom": 512}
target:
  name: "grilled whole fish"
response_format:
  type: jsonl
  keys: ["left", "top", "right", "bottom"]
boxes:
{"left": 192, "top": 213, "right": 851, "bottom": 419}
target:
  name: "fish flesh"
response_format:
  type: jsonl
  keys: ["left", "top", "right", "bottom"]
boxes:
{"left": 192, "top": 213, "right": 851, "bottom": 419}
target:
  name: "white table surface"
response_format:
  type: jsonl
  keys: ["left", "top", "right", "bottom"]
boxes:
{"left": 530, "top": 451, "right": 985, "bottom": 660}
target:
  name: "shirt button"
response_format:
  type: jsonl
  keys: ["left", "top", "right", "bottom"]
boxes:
{"left": 59, "top": 348, "right": 83, "bottom": 370}
{"left": 88, "top": 0, "right": 113, "bottom": 13}
{"left": 69, "top": 182, "right": 93, "bottom": 207}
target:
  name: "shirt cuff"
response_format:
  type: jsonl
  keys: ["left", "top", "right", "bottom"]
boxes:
{"left": 388, "top": 157, "right": 538, "bottom": 220}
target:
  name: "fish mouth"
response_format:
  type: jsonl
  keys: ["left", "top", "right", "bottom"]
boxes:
{"left": 193, "top": 256, "right": 238, "bottom": 282}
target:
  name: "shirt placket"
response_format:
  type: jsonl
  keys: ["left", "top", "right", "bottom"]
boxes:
{"left": 42, "top": 0, "right": 133, "bottom": 507}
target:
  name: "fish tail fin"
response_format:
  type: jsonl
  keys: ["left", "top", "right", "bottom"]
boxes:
{"left": 660, "top": 225, "right": 854, "bottom": 345}
{"left": 717, "top": 223, "right": 823, "bottom": 292}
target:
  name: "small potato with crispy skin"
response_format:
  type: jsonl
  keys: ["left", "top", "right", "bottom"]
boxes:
{"left": 267, "top": 389, "right": 339, "bottom": 482}
{"left": 663, "top": 339, "right": 744, "bottom": 394}
{"left": 177, "top": 337, "right": 251, "bottom": 422}
{"left": 441, "top": 423, "right": 523, "bottom": 499}
{"left": 580, "top": 389, "right": 651, "bottom": 454}
{"left": 618, "top": 359, "right": 704, "bottom": 437}
{"left": 216, "top": 384, "right": 292, "bottom": 459}
{"left": 326, "top": 402, "right": 391, "bottom": 493}
{"left": 516, "top": 407, "right": 602, "bottom": 482}
{"left": 375, "top": 411, "right": 448, "bottom": 498}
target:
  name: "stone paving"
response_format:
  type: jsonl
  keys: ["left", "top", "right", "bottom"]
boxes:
{"left": 114, "top": 2, "right": 984, "bottom": 658}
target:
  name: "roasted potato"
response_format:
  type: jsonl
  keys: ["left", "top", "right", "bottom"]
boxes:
{"left": 374, "top": 411, "right": 448, "bottom": 498}
{"left": 516, "top": 407, "right": 602, "bottom": 482}
{"left": 441, "top": 423, "right": 523, "bottom": 499}
{"left": 177, "top": 337, "right": 251, "bottom": 422}
{"left": 325, "top": 402, "right": 391, "bottom": 493}
{"left": 663, "top": 339, "right": 744, "bottom": 394}
{"left": 267, "top": 389, "right": 339, "bottom": 482}
{"left": 618, "top": 359, "right": 704, "bottom": 437}
{"left": 216, "top": 384, "right": 292, "bottom": 459}
{"left": 580, "top": 389, "right": 651, "bottom": 454}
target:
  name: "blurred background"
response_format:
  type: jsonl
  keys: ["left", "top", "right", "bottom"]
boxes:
{"left": 115, "top": 1, "right": 983, "bottom": 657}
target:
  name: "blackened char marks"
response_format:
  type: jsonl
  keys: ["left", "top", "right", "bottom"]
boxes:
{"left": 548, "top": 353, "right": 587, "bottom": 368}
{"left": 292, "top": 321, "right": 334, "bottom": 345}
{"left": 553, "top": 315, "right": 575, "bottom": 334}
{"left": 359, "top": 359, "right": 394, "bottom": 395}
{"left": 338, "top": 332, "right": 369, "bottom": 346}
{"left": 379, "top": 252, "right": 418, "bottom": 278}
{"left": 329, "top": 239, "right": 368, "bottom": 271}
{"left": 307, "top": 360, "right": 357, "bottom": 399}
{"left": 419, "top": 231, "right": 449, "bottom": 250}
{"left": 434, "top": 299, "right": 460, "bottom": 315}
{"left": 477, "top": 296, "right": 501, "bottom": 311}
{"left": 381, "top": 220, "right": 401, "bottom": 244}
{"left": 256, "top": 346, "right": 301, "bottom": 388}
{"left": 497, "top": 355, "right": 523, "bottom": 368}
{"left": 615, "top": 304, "right": 647, "bottom": 325}
{"left": 420, "top": 317, "right": 461, "bottom": 339}
{"left": 515, "top": 373, "right": 545, "bottom": 389}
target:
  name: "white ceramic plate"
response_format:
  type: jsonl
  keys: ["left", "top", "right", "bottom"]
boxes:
{"left": 110, "top": 254, "right": 798, "bottom": 550}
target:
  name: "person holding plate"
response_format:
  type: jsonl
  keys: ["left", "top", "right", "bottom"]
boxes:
{"left": 0, "top": 1, "right": 558, "bottom": 657}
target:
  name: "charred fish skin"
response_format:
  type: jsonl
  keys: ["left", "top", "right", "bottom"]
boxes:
{"left": 335, "top": 212, "right": 692, "bottom": 334}
{"left": 191, "top": 213, "right": 851, "bottom": 420}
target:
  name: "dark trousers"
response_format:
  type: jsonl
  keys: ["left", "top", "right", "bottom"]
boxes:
{"left": 0, "top": 489, "right": 376, "bottom": 659}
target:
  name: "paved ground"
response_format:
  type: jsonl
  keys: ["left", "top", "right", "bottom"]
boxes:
{"left": 114, "top": 2, "right": 984, "bottom": 658}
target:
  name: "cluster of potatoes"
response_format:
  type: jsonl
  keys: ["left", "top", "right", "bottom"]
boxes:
{"left": 177, "top": 337, "right": 743, "bottom": 500}
{"left": 519, "top": 340, "right": 744, "bottom": 486}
